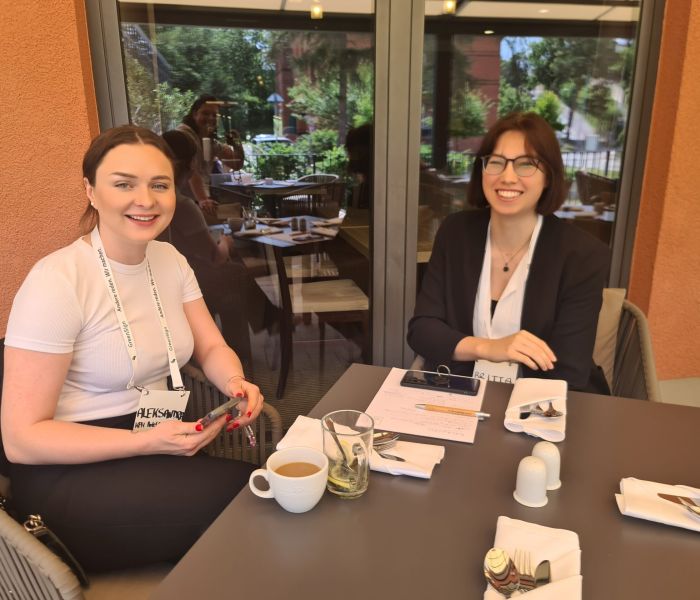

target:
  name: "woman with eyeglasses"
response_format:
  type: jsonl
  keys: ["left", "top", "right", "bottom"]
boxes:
{"left": 408, "top": 112, "right": 610, "bottom": 392}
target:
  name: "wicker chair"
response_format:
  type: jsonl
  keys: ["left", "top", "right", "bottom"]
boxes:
{"left": 0, "top": 347, "right": 282, "bottom": 600}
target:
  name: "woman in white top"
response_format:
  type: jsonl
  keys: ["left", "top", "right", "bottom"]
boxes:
{"left": 1, "top": 125, "right": 264, "bottom": 570}
{"left": 408, "top": 113, "right": 610, "bottom": 392}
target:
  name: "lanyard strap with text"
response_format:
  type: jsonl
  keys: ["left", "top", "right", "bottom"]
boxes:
{"left": 90, "top": 227, "right": 184, "bottom": 391}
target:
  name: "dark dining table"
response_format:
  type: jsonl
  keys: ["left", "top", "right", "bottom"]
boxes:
{"left": 211, "top": 179, "right": 319, "bottom": 217}
{"left": 153, "top": 365, "right": 700, "bottom": 600}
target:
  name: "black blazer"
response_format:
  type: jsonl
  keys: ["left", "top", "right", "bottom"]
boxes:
{"left": 407, "top": 210, "right": 611, "bottom": 392}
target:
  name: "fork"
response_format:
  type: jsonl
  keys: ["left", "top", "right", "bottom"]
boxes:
{"left": 513, "top": 549, "right": 535, "bottom": 592}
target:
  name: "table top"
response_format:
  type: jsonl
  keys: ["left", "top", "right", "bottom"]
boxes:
{"left": 232, "top": 215, "right": 334, "bottom": 249}
{"left": 153, "top": 365, "right": 700, "bottom": 600}
{"left": 214, "top": 179, "right": 318, "bottom": 195}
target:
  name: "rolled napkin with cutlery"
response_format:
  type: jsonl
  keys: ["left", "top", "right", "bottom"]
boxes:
{"left": 615, "top": 477, "right": 700, "bottom": 533}
{"left": 233, "top": 227, "right": 283, "bottom": 237}
{"left": 484, "top": 516, "right": 581, "bottom": 600}
{"left": 277, "top": 415, "right": 444, "bottom": 479}
{"left": 310, "top": 226, "right": 339, "bottom": 238}
{"left": 503, "top": 378, "right": 567, "bottom": 442}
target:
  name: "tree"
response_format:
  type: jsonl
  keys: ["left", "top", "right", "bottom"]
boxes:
{"left": 270, "top": 30, "right": 373, "bottom": 143}
{"left": 529, "top": 38, "right": 619, "bottom": 139}
{"left": 498, "top": 82, "right": 534, "bottom": 117}
{"left": 450, "top": 86, "right": 491, "bottom": 137}
{"left": 533, "top": 91, "right": 563, "bottom": 131}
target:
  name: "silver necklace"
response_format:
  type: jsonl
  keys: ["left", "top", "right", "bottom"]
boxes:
{"left": 496, "top": 236, "right": 532, "bottom": 273}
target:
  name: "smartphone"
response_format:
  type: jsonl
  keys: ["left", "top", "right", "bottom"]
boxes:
{"left": 400, "top": 370, "right": 481, "bottom": 396}
{"left": 199, "top": 398, "right": 240, "bottom": 428}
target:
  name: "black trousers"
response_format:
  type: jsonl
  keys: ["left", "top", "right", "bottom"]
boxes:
{"left": 9, "top": 414, "right": 254, "bottom": 572}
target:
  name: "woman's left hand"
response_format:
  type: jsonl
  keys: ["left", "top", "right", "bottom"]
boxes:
{"left": 224, "top": 378, "right": 264, "bottom": 431}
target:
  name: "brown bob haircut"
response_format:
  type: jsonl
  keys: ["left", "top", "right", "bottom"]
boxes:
{"left": 79, "top": 125, "right": 175, "bottom": 234}
{"left": 467, "top": 112, "right": 566, "bottom": 215}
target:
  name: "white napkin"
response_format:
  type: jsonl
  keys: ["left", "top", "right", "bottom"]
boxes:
{"left": 484, "top": 516, "right": 581, "bottom": 600}
{"left": 504, "top": 378, "right": 567, "bottom": 442}
{"left": 310, "top": 226, "right": 339, "bottom": 238}
{"left": 312, "top": 217, "right": 344, "bottom": 226}
{"left": 615, "top": 477, "right": 700, "bottom": 533}
{"left": 233, "top": 227, "right": 283, "bottom": 238}
{"left": 277, "top": 415, "right": 444, "bottom": 479}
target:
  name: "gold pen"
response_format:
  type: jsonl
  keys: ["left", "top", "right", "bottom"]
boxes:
{"left": 415, "top": 403, "right": 490, "bottom": 420}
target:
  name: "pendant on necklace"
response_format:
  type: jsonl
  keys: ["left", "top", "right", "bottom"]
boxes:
{"left": 503, "top": 265, "right": 509, "bottom": 273}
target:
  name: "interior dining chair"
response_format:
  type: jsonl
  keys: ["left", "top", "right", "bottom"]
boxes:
{"left": 255, "top": 245, "right": 369, "bottom": 398}
{"left": 0, "top": 341, "right": 282, "bottom": 600}
{"left": 279, "top": 174, "right": 342, "bottom": 217}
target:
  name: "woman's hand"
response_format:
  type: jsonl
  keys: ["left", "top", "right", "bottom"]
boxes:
{"left": 144, "top": 416, "right": 229, "bottom": 456}
{"left": 224, "top": 378, "right": 264, "bottom": 432}
{"left": 198, "top": 197, "right": 218, "bottom": 216}
{"left": 478, "top": 330, "right": 557, "bottom": 371}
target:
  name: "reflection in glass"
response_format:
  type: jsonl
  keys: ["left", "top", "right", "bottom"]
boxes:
{"left": 118, "top": 1, "right": 375, "bottom": 420}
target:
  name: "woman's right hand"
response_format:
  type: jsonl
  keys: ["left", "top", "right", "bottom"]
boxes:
{"left": 143, "top": 415, "right": 228, "bottom": 456}
{"left": 198, "top": 197, "right": 218, "bottom": 216}
{"left": 478, "top": 330, "right": 557, "bottom": 371}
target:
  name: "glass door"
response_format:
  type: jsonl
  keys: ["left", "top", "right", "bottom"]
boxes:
{"left": 115, "top": 0, "right": 376, "bottom": 422}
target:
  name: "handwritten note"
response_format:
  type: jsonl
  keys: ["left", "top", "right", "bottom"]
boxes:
{"left": 365, "top": 368, "right": 487, "bottom": 443}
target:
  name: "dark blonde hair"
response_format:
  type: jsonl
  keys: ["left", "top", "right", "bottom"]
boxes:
{"left": 467, "top": 112, "right": 567, "bottom": 215}
{"left": 79, "top": 125, "right": 174, "bottom": 234}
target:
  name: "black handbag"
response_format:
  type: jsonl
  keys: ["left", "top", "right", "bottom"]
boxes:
{"left": 1, "top": 496, "right": 89, "bottom": 587}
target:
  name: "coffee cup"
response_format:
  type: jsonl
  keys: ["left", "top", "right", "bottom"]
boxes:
{"left": 249, "top": 447, "right": 328, "bottom": 513}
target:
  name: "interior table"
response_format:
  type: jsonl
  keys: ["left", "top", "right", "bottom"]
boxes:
{"left": 153, "top": 364, "right": 700, "bottom": 600}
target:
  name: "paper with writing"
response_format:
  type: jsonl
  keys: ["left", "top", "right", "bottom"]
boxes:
{"left": 365, "top": 368, "right": 486, "bottom": 443}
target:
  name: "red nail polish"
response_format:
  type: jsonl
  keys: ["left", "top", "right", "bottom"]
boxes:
{"left": 235, "top": 392, "right": 244, "bottom": 398}
{"left": 232, "top": 422, "right": 240, "bottom": 429}
{"left": 225, "top": 414, "right": 233, "bottom": 422}
{"left": 247, "top": 411, "right": 252, "bottom": 417}
{"left": 195, "top": 424, "right": 203, "bottom": 432}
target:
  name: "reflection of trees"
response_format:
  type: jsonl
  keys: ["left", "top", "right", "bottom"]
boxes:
{"left": 270, "top": 31, "right": 373, "bottom": 143}
{"left": 122, "top": 25, "right": 276, "bottom": 135}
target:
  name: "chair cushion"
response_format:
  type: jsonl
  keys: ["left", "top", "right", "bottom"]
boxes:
{"left": 593, "top": 288, "right": 626, "bottom": 390}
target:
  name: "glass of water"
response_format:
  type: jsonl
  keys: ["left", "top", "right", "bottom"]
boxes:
{"left": 321, "top": 410, "right": 374, "bottom": 499}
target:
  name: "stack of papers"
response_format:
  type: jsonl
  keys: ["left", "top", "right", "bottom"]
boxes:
{"left": 365, "top": 368, "right": 486, "bottom": 443}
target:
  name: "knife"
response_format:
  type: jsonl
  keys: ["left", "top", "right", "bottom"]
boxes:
{"left": 657, "top": 493, "right": 700, "bottom": 507}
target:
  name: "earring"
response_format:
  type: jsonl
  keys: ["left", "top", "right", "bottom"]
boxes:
{"left": 90, "top": 201, "right": 95, "bottom": 207}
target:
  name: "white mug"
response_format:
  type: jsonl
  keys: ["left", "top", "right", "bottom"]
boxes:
{"left": 249, "top": 447, "right": 328, "bottom": 513}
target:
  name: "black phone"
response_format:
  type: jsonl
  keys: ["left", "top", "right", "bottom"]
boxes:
{"left": 400, "top": 370, "right": 481, "bottom": 396}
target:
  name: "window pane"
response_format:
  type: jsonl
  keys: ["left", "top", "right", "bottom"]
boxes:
{"left": 418, "top": 1, "right": 641, "bottom": 276}
{"left": 118, "top": 1, "right": 375, "bottom": 423}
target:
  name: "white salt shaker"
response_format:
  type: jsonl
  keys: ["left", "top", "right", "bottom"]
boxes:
{"left": 532, "top": 441, "right": 561, "bottom": 490}
{"left": 513, "top": 456, "right": 548, "bottom": 507}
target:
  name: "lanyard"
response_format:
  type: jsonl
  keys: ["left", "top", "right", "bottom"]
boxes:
{"left": 90, "top": 227, "right": 185, "bottom": 391}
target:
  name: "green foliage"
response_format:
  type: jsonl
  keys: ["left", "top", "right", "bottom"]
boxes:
{"left": 420, "top": 144, "right": 433, "bottom": 166}
{"left": 446, "top": 151, "right": 476, "bottom": 176}
{"left": 124, "top": 55, "right": 196, "bottom": 132}
{"left": 579, "top": 83, "right": 623, "bottom": 144}
{"left": 498, "top": 82, "right": 534, "bottom": 117}
{"left": 123, "top": 25, "right": 276, "bottom": 136}
{"left": 317, "top": 146, "right": 349, "bottom": 181}
{"left": 295, "top": 129, "right": 339, "bottom": 155}
{"left": 450, "top": 87, "right": 491, "bottom": 137}
{"left": 251, "top": 143, "right": 309, "bottom": 180}
{"left": 533, "top": 91, "right": 564, "bottom": 131}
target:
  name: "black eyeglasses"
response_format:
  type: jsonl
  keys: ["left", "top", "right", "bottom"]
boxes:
{"left": 480, "top": 154, "right": 544, "bottom": 177}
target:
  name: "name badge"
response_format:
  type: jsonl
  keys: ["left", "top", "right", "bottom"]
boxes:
{"left": 133, "top": 389, "right": 190, "bottom": 432}
{"left": 473, "top": 360, "right": 519, "bottom": 384}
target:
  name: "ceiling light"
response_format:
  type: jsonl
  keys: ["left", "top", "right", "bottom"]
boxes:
{"left": 443, "top": 0, "right": 456, "bottom": 15}
{"left": 484, "top": 29, "right": 495, "bottom": 35}
{"left": 310, "top": 1, "right": 323, "bottom": 19}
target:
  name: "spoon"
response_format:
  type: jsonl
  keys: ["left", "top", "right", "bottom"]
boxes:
{"left": 483, "top": 548, "right": 520, "bottom": 598}
{"left": 376, "top": 450, "right": 405, "bottom": 462}
{"left": 373, "top": 431, "right": 400, "bottom": 448}
{"left": 678, "top": 497, "right": 700, "bottom": 520}
{"left": 324, "top": 418, "right": 355, "bottom": 472}
{"left": 520, "top": 401, "right": 563, "bottom": 419}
